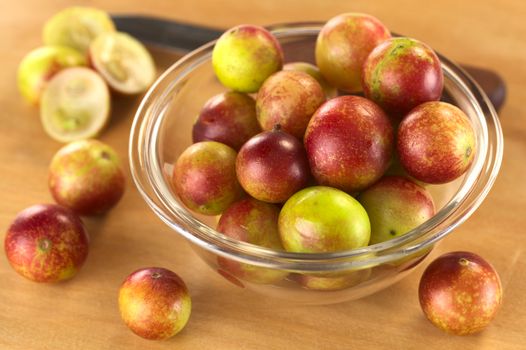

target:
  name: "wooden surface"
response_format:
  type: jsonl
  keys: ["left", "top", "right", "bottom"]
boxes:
{"left": 1, "top": 1, "right": 525, "bottom": 349}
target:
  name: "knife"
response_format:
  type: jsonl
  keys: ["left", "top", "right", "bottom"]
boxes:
{"left": 112, "top": 14, "right": 506, "bottom": 112}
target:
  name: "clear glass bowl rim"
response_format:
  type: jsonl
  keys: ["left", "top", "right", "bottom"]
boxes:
{"left": 129, "top": 22, "right": 504, "bottom": 273}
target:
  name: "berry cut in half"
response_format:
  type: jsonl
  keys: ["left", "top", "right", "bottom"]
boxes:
{"left": 40, "top": 67, "right": 110, "bottom": 142}
{"left": 89, "top": 32, "right": 156, "bottom": 95}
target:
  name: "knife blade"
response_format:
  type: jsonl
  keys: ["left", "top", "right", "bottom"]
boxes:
{"left": 112, "top": 14, "right": 506, "bottom": 112}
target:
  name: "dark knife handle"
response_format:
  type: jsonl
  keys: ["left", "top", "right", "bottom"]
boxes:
{"left": 459, "top": 65, "right": 506, "bottom": 112}
{"left": 112, "top": 15, "right": 506, "bottom": 112}
{"left": 113, "top": 15, "right": 220, "bottom": 52}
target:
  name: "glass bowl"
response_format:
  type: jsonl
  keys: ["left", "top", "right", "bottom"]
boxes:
{"left": 129, "top": 22, "right": 503, "bottom": 305}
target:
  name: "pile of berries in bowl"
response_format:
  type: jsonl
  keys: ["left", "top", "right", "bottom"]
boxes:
{"left": 129, "top": 14, "right": 503, "bottom": 304}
